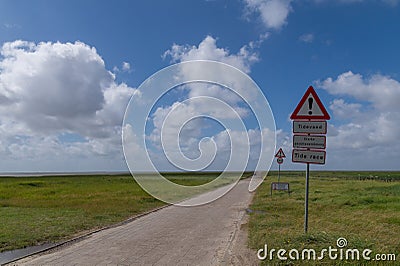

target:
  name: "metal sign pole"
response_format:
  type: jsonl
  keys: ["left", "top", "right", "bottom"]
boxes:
{"left": 290, "top": 86, "right": 330, "bottom": 235}
{"left": 278, "top": 163, "right": 281, "bottom": 183}
{"left": 304, "top": 162, "right": 310, "bottom": 233}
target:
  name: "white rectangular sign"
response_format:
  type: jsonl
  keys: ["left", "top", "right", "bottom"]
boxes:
{"left": 293, "top": 135, "right": 326, "bottom": 149}
{"left": 292, "top": 149, "right": 326, "bottom": 164}
{"left": 293, "top": 121, "right": 327, "bottom": 134}
{"left": 272, "top": 182, "right": 289, "bottom": 190}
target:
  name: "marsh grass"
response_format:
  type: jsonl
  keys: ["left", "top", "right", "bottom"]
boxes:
{"left": 0, "top": 174, "right": 163, "bottom": 252}
{"left": 248, "top": 171, "right": 400, "bottom": 265}
{"left": 0, "top": 172, "right": 247, "bottom": 252}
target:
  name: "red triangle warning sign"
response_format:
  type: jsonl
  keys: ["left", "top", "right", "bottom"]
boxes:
{"left": 290, "top": 86, "right": 330, "bottom": 120}
{"left": 275, "top": 148, "right": 286, "bottom": 158}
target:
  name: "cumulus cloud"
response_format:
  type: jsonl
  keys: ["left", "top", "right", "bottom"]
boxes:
{"left": 245, "top": 0, "right": 397, "bottom": 34}
{"left": 243, "top": 0, "right": 293, "bottom": 30}
{"left": 163, "top": 35, "right": 263, "bottom": 103}
{"left": 0, "top": 41, "right": 107, "bottom": 120}
{"left": 161, "top": 35, "right": 261, "bottom": 122}
{"left": 163, "top": 35, "right": 259, "bottom": 74}
{"left": 113, "top": 61, "right": 132, "bottom": 73}
{"left": 319, "top": 71, "right": 400, "bottom": 111}
{"left": 147, "top": 90, "right": 254, "bottom": 171}
{"left": 122, "top": 62, "right": 131, "bottom": 71}
{"left": 136, "top": 36, "right": 275, "bottom": 172}
{"left": 329, "top": 99, "right": 362, "bottom": 120}
{"left": 161, "top": 35, "right": 262, "bottom": 122}
{"left": 317, "top": 71, "right": 400, "bottom": 169}
{"left": 0, "top": 40, "right": 138, "bottom": 170}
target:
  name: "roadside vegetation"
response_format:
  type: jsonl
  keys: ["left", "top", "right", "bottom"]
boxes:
{"left": 0, "top": 174, "right": 164, "bottom": 252}
{"left": 248, "top": 171, "right": 400, "bottom": 265}
{"left": 0, "top": 172, "right": 249, "bottom": 252}
{"left": 2, "top": 170, "right": 398, "bottom": 265}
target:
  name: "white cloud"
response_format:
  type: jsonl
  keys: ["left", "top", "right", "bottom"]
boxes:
{"left": 319, "top": 71, "right": 400, "bottom": 111}
{"left": 245, "top": 0, "right": 397, "bottom": 34}
{"left": 163, "top": 36, "right": 263, "bottom": 104}
{"left": 113, "top": 61, "right": 132, "bottom": 73}
{"left": 0, "top": 40, "right": 138, "bottom": 171}
{"left": 329, "top": 99, "right": 362, "bottom": 119}
{"left": 299, "top": 33, "right": 314, "bottom": 43}
{"left": 135, "top": 36, "right": 275, "bottom": 172}
{"left": 243, "top": 0, "right": 293, "bottom": 30}
{"left": 273, "top": 71, "right": 400, "bottom": 170}
{"left": 122, "top": 61, "right": 131, "bottom": 72}
{"left": 161, "top": 35, "right": 263, "bottom": 124}
{"left": 317, "top": 71, "right": 400, "bottom": 170}
{"left": 147, "top": 95, "right": 252, "bottom": 171}
{"left": 213, "top": 127, "right": 275, "bottom": 170}
{"left": 163, "top": 35, "right": 259, "bottom": 74}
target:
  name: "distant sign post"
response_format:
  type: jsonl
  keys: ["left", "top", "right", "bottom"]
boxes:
{"left": 290, "top": 86, "right": 330, "bottom": 234}
{"left": 274, "top": 148, "right": 286, "bottom": 184}
{"left": 271, "top": 149, "right": 289, "bottom": 196}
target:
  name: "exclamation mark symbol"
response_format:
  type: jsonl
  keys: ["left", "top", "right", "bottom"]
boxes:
{"left": 308, "top": 97, "right": 313, "bottom": 115}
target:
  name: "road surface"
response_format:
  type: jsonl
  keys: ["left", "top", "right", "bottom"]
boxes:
{"left": 13, "top": 180, "right": 258, "bottom": 265}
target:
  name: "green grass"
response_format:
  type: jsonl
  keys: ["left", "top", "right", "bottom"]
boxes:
{"left": 135, "top": 172, "right": 250, "bottom": 203}
{"left": 2, "top": 169, "right": 398, "bottom": 265}
{"left": 164, "top": 172, "right": 219, "bottom": 186}
{"left": 248, "top": 171, "right": 400, "bottom": 265}
{"left": 0, "top": 172, "right": 246, "bottom": 252}
{"left": 0, "top": 174, "right": 166, "bottom": 252}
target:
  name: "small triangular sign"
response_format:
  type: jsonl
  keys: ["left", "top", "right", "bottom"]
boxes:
{"left": 275, "top": 148, "right": 286, "bottom": 158}
{"left": 290, "top": 86, "right": 330, "bottom": 120}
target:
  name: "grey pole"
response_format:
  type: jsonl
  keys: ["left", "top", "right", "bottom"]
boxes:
{"left": 304, "top": 162, "right": 310, "bottom": 233}
{"left": 278, "top": 163, "right": 281, "bottom": 183}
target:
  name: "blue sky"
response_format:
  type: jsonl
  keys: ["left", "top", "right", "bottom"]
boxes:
{"left": 0, "top": 0, "right": 399, "bottom": 172}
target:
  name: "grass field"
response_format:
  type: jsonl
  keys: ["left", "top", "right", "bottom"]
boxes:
{"left": 138, "top": 172, "right": 249, "bottom": 203}
{"left": 248, "top": 171, "right": 400, "bottom": 265}
{"left": 0, "top": 174, "right": 164, "bottom": 252}
{"left": 0, "top": 172, "right": 245, "bottom": 252}
{"left": 1, "top": 170, "right": 399, "bottom": 265}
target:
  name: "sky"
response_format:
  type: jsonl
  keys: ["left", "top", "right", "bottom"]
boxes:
{"left": 0, "top": 0, "right": 399, "bottom": 172}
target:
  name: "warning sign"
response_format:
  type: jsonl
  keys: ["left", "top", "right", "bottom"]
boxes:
{"left": 290, "top": 86, "right": 330, "bottom": 120}
{"left": 275, "top": 148, "right": 286, "bottom": 158}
